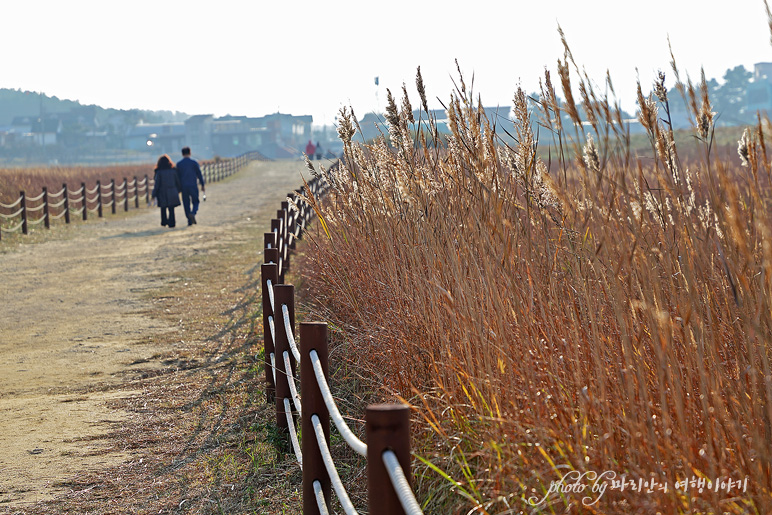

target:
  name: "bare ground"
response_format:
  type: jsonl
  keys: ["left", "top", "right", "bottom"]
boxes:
{"left": 0, "top": 159, "right": 315, "bottom": 514}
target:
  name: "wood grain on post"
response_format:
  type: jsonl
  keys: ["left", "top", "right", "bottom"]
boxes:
{"left": 301, "top": 322, "right": 331, "bottom": 515}
{"left": 366, "top": 404, "right": 411, "bottom": 515}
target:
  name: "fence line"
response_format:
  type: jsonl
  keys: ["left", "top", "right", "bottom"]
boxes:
{"left": 260, "top": 169, "right": 424, "bottom": 515}
{"left": 0, "top": 151, "right": 266, "bottom": 241}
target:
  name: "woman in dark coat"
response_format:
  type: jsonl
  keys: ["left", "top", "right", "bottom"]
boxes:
{"left": 151, "top": 154, "right": 182, "bottom": 228}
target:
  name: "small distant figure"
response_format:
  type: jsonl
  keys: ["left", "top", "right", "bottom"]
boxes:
{"left": 151, "top": 154, "right": 181, "bottom": 228}
{"left": 176, "top": 146, "right": 205, "bottom": 226}
{"left": 315, "top": 141, "right": 322, "bottom": 160}
{"left": 305, "top": 139, "right": 316, "bottom": 159}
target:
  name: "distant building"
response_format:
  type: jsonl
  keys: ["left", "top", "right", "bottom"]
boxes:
{"left": 126, "top": 122, "right": 186, "bottom": 154}
{"left": 746, "top": 62, "right": 772, "bottom": 116}
{"left": 184, "top": 115, "right": 214, "bottom": 157}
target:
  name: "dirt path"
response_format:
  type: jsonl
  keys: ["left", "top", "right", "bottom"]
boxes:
{"left": 0, "top": 159, "right": 308, "bottom": 510}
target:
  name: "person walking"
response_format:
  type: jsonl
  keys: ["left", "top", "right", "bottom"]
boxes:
{"left": 305, "top": 139, "right": 316, "bottom": 159}
{"left": 151, "top": 154, "right": 181, "bottom": 228}
{"left": 176, "top": 146, "right": 205, "bottom": 226}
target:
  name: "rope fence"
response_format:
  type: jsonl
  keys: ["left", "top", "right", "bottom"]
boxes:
{"left": 0, "top": 151, "right": 266, "bottom": 241}
{"left": 260, "top": 169, "right": 424, "bottom": 515}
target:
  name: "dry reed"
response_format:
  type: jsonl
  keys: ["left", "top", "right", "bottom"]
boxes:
{"left": 297, "top": 31, "right": 772, "bottom": 515}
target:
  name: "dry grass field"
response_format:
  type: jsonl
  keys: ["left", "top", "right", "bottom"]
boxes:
{"left": 296, "top": 36, "right": 772, "bottom": 514}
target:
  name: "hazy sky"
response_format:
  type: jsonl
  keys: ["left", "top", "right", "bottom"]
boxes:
{"left": 1, "top": 1, "right": 769, "bottom": 126}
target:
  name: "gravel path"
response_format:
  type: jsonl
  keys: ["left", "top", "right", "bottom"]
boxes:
{"left": 0, "top": 159, "right": 305, "bottom": 507}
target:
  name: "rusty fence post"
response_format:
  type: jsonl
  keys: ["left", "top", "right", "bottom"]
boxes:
{"left": 96, "top": 180, "right": 103, "bottom": 218}
{"left": 81, "top": 182, "right": 88, "bottom": 221}
{"left": 273, "top": 284, "right": 296, "bottom": 439}
{"left": 20, "top": 191, "right": 27, "bottom": 235}
{"left": 43, "top": 187, "right": 50, "bottom": 229}
{"left": 301, "top": 322, "right": 331, "bottom": 515}
{"left": 366, "top": 404, "right": 412, "bottom": 515}
{"left": 261, "top": 262, "right": 279, "bottom": 404}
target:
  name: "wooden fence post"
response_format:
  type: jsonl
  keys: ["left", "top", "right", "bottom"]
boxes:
{"left": 123, "top": 177, "right": 129, "bottom": 212}
{"left": 301, "top": 322, "right": 331, "bottom": 515}
{"left": 264, "top": 231, "right": 276, "bottom": 250}
{"left": 273, "top": 284, "right": 296, "bottom": 436}
{"left": 261, "top": 262, "right": 279, "bottom": 404}
{"left": 145, "top": 174, "right": 150, "bottom": 205}
{"left": 97, "top": 180, "right": 103, "bottom": 218}
{"left": 110, "top": 179, "right": 116, "bottom": 215}
{"left": 277, "top": 209, "right": 290, "bottom": 275}
{"left": 43, "top": 187, "right": 50, "bottom": 229}
{"left": 82, "top": 182, "right": 88, "bottom": 221}
{"left": 20, "top": 191, "right": 27, "bottom": 235}
{"left": 366, "top": 404, "right": 412, "bottom": 515}
{"left": 63, "top": 183, "right": 70, "bottom": 224}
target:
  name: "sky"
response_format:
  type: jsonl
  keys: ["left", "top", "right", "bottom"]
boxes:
{"left": 0, "top": 0, "right": 770, "bottom": 126}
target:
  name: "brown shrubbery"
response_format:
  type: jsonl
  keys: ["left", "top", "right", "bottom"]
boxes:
{"left": 298, "top": 38, "right": 772, "bottom": 514}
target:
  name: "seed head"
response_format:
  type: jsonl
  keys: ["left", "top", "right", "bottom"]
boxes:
{"left": 654, "top": 70, "right": 667, "bottom": 103}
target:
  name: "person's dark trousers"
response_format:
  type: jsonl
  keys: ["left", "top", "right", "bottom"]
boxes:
{"left": 160, "top": 207, "right": 176, "bottom": 228}
{"left": 181, "top": 186, "right": 199, "bottom": 222}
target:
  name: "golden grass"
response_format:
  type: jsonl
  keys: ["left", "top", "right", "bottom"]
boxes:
{"left": 297, "top": 42, "right": 772, "bottom": 514}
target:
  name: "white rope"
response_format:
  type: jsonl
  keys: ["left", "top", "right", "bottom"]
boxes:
{"left": 310, "top": 349, "right": 368, "bottom": 457}
{"left": 51, "top": 211, "right": 67, "bottom": 220}
{"left": 25, "top": 204, "right": 45, "bottom": 213}
{"left": 284, "top": 398, "right": 303, "bottom": 469}
{"left": 268, "top": 316, "right": 276, "bottom": 345}
{"left": 0, "top": 197, "right": 22, "bottom": 209}
{"left": 382, "top": 450, "right": 424, "bottom": 515}
{"left": 282, "top": 304, "right": 301, "bottom": 362}
{"left": 0, "top": 208, "right": 23, "bottom": 219}
{"left": 0, "top": 220, "right": 24, "bottom": 233}
{"left": 266, "top": 279, "right": 275, "bottom": 312}
{"left": 283, "top": 351, "right": 302, "bottom": 416}
{"left": 27, "top": 216, "right": 46, "bottom": 226}
{"left": 101, "top": 183, "right": 112, "bottom": 192}
{"left": 50, "top": 187, "right": 66, "bottom": 197}
{"left": 85, "top": 194, "right": 99, "bottom": 204}
{"left": 86, "top": 185, "right": 99, "bottom": 195}
{"left": 49, "top": 198, "right": 67, "bottom": 208}
{"left": 71, "top": 206, "right": 84, "bottom": 215}
{"left": 69, "top": 186, "right": 84, "bottom": 195}
{"left": 103, "top": 200, "right": 114, "bottom": 208}
{"left": 313, "top": 480, "right": 331, "bottom": 515}
{"left": 312, "top": 414, "right": 360, "bottom": 515}
{"left": 26, "top": 191, "right": 46, "bottom": 202}
{"left": 270, "top": 352, "right": 277, "bottom": 384}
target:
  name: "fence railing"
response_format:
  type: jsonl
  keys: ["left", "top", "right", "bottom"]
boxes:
{"left": 261, "top": 169, "right": 424, "bottom": 515}
{"left": 0, "top": 151, "right": 266, "bottom": 241}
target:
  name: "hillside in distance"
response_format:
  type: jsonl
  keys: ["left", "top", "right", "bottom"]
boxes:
{"left": 0, "top": 88, "right": 188, "bottom": 126}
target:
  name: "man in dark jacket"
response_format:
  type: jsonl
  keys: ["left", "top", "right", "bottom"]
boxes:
{"left": 176, "top": 146, "right": 206, "bottom": 226}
